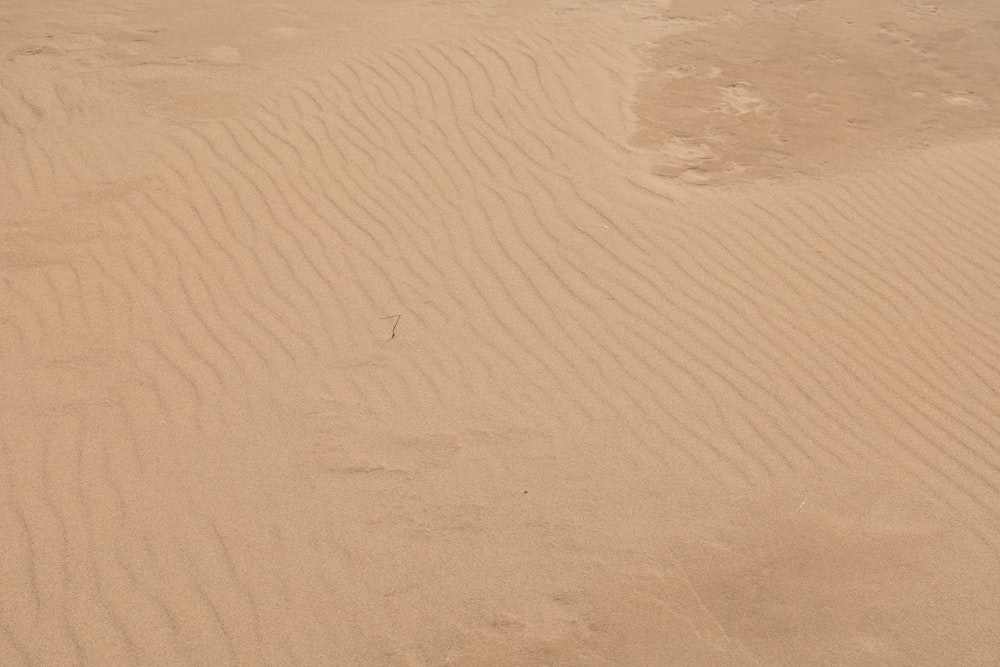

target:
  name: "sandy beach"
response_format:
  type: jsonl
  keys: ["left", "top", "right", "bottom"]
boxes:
{"left": 2, "top": 0, "right": 999, "bottom": 663}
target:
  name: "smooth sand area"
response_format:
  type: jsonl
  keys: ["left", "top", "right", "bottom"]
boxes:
{"left": 2, "top": 0, "right": 999, "bottom": 664}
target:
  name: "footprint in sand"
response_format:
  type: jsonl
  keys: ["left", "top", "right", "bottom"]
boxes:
{"left": 877, "top": 22, "right": 916, "bottom": 46}
{"left": 906, "top": 2, "right": 941, "bottom": 19}
{"left": 660, "top": 136, "right": 716, "bottom": 167}
{"left": 662, "top": 64, "right": 722, "bottom": 80}
{"left": 655, "top": 137, "right": 719, "bottom": 183}
{"left": 717, "top": 82, "right": 770, "bottom": 115}
{"left": 944, "top": 90, "right": 988, "bottom": 109}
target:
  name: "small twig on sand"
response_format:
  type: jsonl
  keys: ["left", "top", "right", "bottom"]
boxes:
{"left": 380, "top": 314, "right": 401, "bottom": 340}
{"left": 367, "top": 314, "right": 402, "bottom": 361}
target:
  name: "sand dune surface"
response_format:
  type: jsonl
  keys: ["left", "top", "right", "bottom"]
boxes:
{"left": 2, "top": 0, "right": 1000, "bottom": 664}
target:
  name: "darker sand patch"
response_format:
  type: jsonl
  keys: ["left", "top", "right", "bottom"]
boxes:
{"left": 632, "top": 0, "right": 1000, "bottom": 184}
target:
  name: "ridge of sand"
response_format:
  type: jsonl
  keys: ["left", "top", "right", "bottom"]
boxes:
{"left": 2, "top": 0, "right": 999, "bottom": 664}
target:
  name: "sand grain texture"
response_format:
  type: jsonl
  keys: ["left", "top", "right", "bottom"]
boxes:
{"left": 2, "top": 0, "right": 999, "bottom": 664}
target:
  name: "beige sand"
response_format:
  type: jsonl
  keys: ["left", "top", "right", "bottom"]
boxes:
{"left": 2, "top": 0, "right": 999, "bottom": 663}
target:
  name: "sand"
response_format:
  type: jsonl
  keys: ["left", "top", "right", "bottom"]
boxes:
{"left": 2, "top": 0, "right": 999, "bottom": 664}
